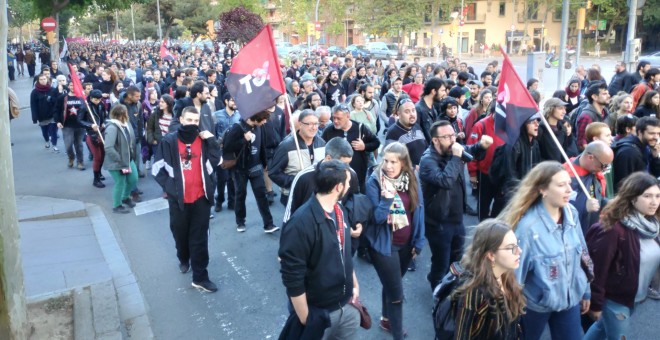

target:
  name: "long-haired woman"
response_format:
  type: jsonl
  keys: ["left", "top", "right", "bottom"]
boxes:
{"left": 606, "top": 92, "right": 633, "bottom": 132}
{"left": 634, "top": 90, "right": 660, "bottom": 118}
{"left": 452, "top": 219, "right": 526, "bottom": 339}
{"left": 365, "top": 142, "right": 425, "bottom": 340}
{"left": 565, "top": 79, "right": 582, "bottom": 114}
{"left": 30, "top": 73, "right": 59, "bottom": 151}
{"left": 463, "top": 89, "right": 493, "bottom": 138}
{"left": 584, "top": 172, "right": 660, "bottom": 340}
{"left": 104, "top": 104, "right": 138, "bottom": 214}
{"left": 498, "top": 161, "right": 591, "bottom": 340}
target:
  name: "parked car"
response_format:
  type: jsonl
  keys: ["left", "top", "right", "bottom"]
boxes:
{"left": 387, "top": 44, "right": 407, "bottom": 60}
{"left": 367, "top": 42, "right": 395, "bottom": 59}
{"left": 327, "top": 45, "right": 346, "bottom": 57}
{"left": 641, "top": 51, "right": 660, "bottom": 69}
{"left": 346, "top": 44, "right": 370, "bottom": 58}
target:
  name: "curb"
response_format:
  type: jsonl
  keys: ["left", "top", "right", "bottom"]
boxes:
{"left": 87, "top": 203, "right": 154, "bottom": 339}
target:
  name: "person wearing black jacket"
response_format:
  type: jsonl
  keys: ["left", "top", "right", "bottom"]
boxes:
{"left": 608, "top": 61, "right": 634, "bottom": 96}
{"left": 222, "top": 110, "right": 277, "bottom": 233}
{"left": 79, "top": 90, "right": 107, "bottom": 188}
{"left": 538, "top": 98, "right": 578, "bottom": 162}
{"left": 279, "top": 160, "right": 360, "bottom": 339}
{"left": 55, "top": 82, "right": 87, "bottom": 170}
{"left": 31, "top": 73, "right": 58, "bottom": 150}
{"left": 416, "top": 78, "right": 446, "bottom": 144}
{"left": 419, "top": 120, "right": 492, "bottom": 289}
{"left": 322, "top": 105, "right": 381, "bottom": 193}
{"left": 612, "top": 116, "right": 660, "bottom": 193}
{"left": 263, "top": 103, "right": 284, "bottom": 203}
{"left": 119, "top": 86, "right": 146, "bottom": 180}
{"left": 152, "top": 107, "right": 220, "bottom": 293}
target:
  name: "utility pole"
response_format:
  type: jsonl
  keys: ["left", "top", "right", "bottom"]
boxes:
{"left": 509, "top": 0, "right": 515, "bottom": 54}
{"left": 557, "top": 0, "right": 570, "bottom": 90}
{"left": 315, "top": 0, "right": 320, "bottom": 54}
{"left": 130, "top": 4, "right": 136, "bottom": 42}
{"left": 458, "top": 0, "right": 464, "bottom": 58}
{"left": 0, "top": 0, "right": 29, "bottom": 338}
{"left": 156, "top": 0, "right": 163, "bottom": 40}
{"left": 624, "top": 0, "right": 638, "bottom": 72}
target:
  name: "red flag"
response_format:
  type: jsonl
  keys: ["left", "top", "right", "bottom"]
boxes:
{"left": 494, "top": 52, "right": 540, "bottom": 144}
{"left": 226, "top": 24, "right": 285, "bottom": 120}
{"left": 67, "top": 63, "right": 86, "bottom": 99}
{"left": 160, "top": 39, "right": 175, "bottom": 61}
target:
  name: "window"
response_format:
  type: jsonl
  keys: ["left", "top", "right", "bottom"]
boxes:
{"left": 553, "top": 5, "right": 562, "bottom": 20}
{"left": 465, "top": 3, "right": 477, "bottom": 21}
{"left": 527, "top": 1, "right": 539, "bottom": 20}
{"left": 499, "top": 2, "right": 506, "bottom": 17}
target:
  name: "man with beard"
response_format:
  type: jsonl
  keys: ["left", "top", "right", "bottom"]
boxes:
{"left": 608, "top": 61, "right": 634, "bottom": 95}
{"left": 416, "top": 78, "right": 446, "bottom": 143}
{"left": 222, "top": 56, "right": 233, "bottom": 78}
{"left": 419, "top": 120, "right": 492, "bottom": 289}
{"left": 480, "top": 71, "right": 493, "bottom": 87}
{"left": 84, "top": 65, "right": 104, "bottom": 84}
{"left": 287, "top": 58, "right": 302, "bottom": 81}
{"left": 321, "top": 70, "right": 345, "bottom": 107}
{"left": 322, "top": 105, "right": 381, "bottom": 193}
{"left": 279, "top": 160, "right": 360, "bottom": 339}
{"left": 359, "top": 83, "right": 380, "bottom": 132}
{"left": 576, "top": 82, "right": 610, "bottom": 151}
{"left": 152, "top": 107, "right": 220, "bottom": 293}
{"left": 118, "top": 86, "right": 146, "bottom": 181}
{"left": 347, "top": 65, "right": 367, "bottom": 95}
{"left": 190, "top": 81, "right": 216, "bottom": 136}
{"left": 213, "top": 94, "right": 241, "bottom": 212}
{"left": 463, "top": 80, "right": 481, "bottom": 110}
{"left": 612, "top": 116, "right": 660, "bottom": 192}
{"left": 385, "top": 98, "right": 427, "bottom": 166}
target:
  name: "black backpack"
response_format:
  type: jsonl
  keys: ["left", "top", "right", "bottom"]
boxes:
{"left": 488, "top": 144, "right": 509, "bottom": 191}
{"left": 432, "top": 262, "right": 466, "bottom": 340}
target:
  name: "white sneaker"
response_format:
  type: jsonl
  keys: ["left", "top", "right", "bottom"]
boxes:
{"left": 52, "top": 146, "right": 60, "bottom": 153}
{"left": 145, "top": 160, "right": 152, "bottom": 170}
{"left": 45, "top": 142, "right": 51, "bottom": 149}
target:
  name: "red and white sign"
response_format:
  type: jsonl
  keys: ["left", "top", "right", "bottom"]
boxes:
{"left": 41, "top": 17, "right": 57, "bottom": 32}
{"left": 315, "top": 22, "right": 321, "bottom": 31}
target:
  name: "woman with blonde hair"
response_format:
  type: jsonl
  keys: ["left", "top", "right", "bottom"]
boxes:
{"left": 606, "top": 92, "right": 633, "bottom": 132}
{"left": 452, "top": 219, "right": 526, "bottom": 339}
{"left": 365, "top": 142, "right": 425, "bottom": 339}
{"left": 498, "top": 161, "right": 591, "bottom": 340}
{"left": 584, "top": 172, "right": 660, "bottom": 340}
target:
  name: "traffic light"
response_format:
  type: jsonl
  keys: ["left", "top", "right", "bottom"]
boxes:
{"left": 206, "top": 20, "right": 216, "bottom": 39}
{"left": 576, "top": 8, "right": 586, "bottom": 30}
{"left": 586, "top": 0, "right": 593, "bottom": 9}
{"left": 307, "top": 23, "right": 315, "bottom": 37}
{"left": 46, "top": 31, "right": 56, "bottom": 44}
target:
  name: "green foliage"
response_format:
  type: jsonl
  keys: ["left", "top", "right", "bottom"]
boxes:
{"left": 641, "top": 0, "right": 660, "bottom": 25}
{"left": 588, "top": 0, "right": 629, "bottom": 31}
{"left": 354, "top": 0, "right": 425, "bottom": 38}
{"left": 8, "top": 0, "right": 38, "bottom": 28}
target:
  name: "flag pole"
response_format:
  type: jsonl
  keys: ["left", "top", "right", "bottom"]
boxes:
{"left": 282, "top": 95, "right": 305, "bottom": 170}
{"left": 82, "top": 99, "right": 105, "bottom": 145}
{"left": 538, "top": 113, "right": 589, "bottom": 197}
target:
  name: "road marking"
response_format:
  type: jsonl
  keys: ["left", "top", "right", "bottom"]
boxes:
{"left": 133, "top": 198, "right": 168, "bottom": 216}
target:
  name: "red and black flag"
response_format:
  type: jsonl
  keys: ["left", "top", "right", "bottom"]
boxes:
{"left": 160, "top": 39, "right": 175, "bottom": 62}
{"left": 226, "top": 24, "right": 285, "bottom": 120}
{"left": 494, "top": 52, "right": 540, "bottom": 144}
{"left": 67, "top": 63, "right": 86, "bottom": 99}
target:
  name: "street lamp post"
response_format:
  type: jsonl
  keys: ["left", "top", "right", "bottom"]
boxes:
{"left": 315, "top": 0, "right": 320, "bottom": 53}
{"left": 156, "top": 0, "right": 163, "bottom": 41}
{"left": 509, "top": 25, "right": 514, "bottom": 55}
{"left": 558, "top": 0, "right": 570, "bottom": 90}
{"left": 624, "top": 0, "right": 638, "bottom": 72}
{"left": 130, "top": 4, "right": 136, "bottom": 42}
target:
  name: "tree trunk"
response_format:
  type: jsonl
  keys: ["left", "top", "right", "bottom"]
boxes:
{"left": 0, "top": 0, "right": 29, "bottom": 338}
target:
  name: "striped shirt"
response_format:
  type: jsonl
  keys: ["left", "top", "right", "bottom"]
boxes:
{"left": 159, "top": 113, "right": 173, "bottom": 136}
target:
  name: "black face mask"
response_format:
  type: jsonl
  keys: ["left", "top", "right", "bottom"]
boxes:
{"left": 178, "top": 124, "right": 199, "bottom": 144}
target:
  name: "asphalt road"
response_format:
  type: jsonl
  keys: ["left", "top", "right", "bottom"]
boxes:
{"left": 9, "top": 55, "right": 659, "bottom": 340}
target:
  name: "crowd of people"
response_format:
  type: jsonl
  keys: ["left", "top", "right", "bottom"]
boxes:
{"left": 22, "top": 39, "right": 660, "bottom": 339}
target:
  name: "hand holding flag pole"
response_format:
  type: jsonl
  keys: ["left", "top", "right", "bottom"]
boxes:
{"left": 495, "top": 52, "right": 589, "bottom": 198}
{"left": 67, "top": 63, "right": 105, "bottom": 145}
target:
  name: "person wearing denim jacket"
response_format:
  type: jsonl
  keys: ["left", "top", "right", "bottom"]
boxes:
{"left": 498, "top": 161, "right": 590, "bottom": 340}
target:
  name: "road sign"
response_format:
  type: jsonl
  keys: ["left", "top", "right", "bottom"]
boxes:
{"left": 459, "top": 20, "right": 464, "bottom": 26}
{"left": 41, "top": 17, "right": 57, "bottom": 32}
{"left": 315, "top": 22, "right": 321, "bottom": 31}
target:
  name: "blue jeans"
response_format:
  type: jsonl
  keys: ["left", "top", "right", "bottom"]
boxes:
{"left": 40, "top": 122, "right": 58, "bottom": 145}
{"left": 522, "top": 304, "right": 582, "bottom": 340}
{"left": 584, "top": 300, "right": 633, "bottom": 340}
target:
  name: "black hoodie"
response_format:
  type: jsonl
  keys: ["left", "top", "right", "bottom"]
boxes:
{"left": 612, "top": 134, "right": 660, "bottom": 193}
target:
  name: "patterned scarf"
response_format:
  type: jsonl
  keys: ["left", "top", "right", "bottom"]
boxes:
{"left": 381, "top": 171, "right": 410, "bottom": 232}
{"left": 621, "top": 212, "right": 660, "bottom": 239}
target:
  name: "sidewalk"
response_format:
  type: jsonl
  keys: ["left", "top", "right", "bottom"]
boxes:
{"left": 18, "top": 195, "right": 153, "bottom": 339}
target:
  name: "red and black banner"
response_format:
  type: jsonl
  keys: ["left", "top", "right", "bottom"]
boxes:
{"left": 494, "top": 52, "right": 540, "bottom": 144}
{"left": 226, "top": 24, "right": 285, "bottom": 120}
{"left": 160, "top": 39, "right": 175, "bottom": 61}
{"left": 67, "top": 63, "right": 86, "bottom": 99}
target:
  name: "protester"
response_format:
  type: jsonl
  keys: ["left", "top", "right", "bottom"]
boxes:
{"left": 55, "top": 81, "right": 87, "bottom": 170}
{"left": 499, "top": 161, "right": 591, "bottom": 340}
{"left": 585, "top": 172, "right": 660, "bottom": 339}
{"left": 31, "top": 73, "right": 59, "bottom": 152}
{"left": 538, "top": 98, "right": 578, "bottom": 162}
{"left": 451, "top": 219, "right": 525, "bottom": 339}
{"left": 104, "top": 105, "right": 138, "bottom": 214}
{"left": 420, "top": 120, "right": 493, "bottom": 289}
{"left": 385, "top": 98, "right": 427, "bottom": 166}
{"left": 279, "top": 160, "right": 360, "bottom": 339}
{"left": 223, "top": 109, "right": 277, "bottom": 233}
{"left": 268, "top": 110, "right": 325, "bottom": 206}
{"left": 79, "top": 90, "right": 108, "bottom": 188}
{"left": 633, "top": 90, "right": 660, "bottom": 118}
{"left": 152, "top": 107, "right": 220, "bottom": 293}
{"left": 612, "top": 116, "right": 660, "bottom": 193}
{"left": 576, "top": 83, "right": 610, "bottom": 151}
{"left": 365, "top": 142, "right": 425, "bottom": 339}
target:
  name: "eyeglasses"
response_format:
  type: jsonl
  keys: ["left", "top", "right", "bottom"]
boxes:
{"left": 587, "top": 152, "right": 610, "bottom": 171}
{"left": 498, "top": 243, "right": 521, "bottom": 255}
{"left": 300, "top": 121, "right": 320, "bottom": 127}
{"left": 397, "top": 98, "right": 413, "bottom": 106}
{"left": 435, "top": 134, "right": 457, "bottom": 140}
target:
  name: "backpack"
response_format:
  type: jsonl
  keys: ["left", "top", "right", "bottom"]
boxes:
{"left": 432, "top": 262, "right": 466, "bottom": 340}
{"left": 488, "top": 144, "right": 509, "bottom": 191}
{"left": 568, "top": 101, "right": 587, "bottom": 134}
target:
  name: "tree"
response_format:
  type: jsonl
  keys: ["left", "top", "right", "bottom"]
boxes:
{"left": 355, "top": 0, "right": 425, "bottom": 45}
{"left": 216, "top": 6, "right": 264, "bottom": 45}
{"left": 8, "top": 0, "right": 37, "bottom": 46}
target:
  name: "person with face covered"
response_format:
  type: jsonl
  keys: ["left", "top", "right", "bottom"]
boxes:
{"left": 79, "top": 90, "right": 108, "bottom": 188}
{"left": 152, "top": 107, "right": 221, "bottom": 293}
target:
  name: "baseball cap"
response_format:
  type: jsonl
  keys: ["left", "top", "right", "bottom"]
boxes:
{"left": 90, "top": 90, "right": 103, "bottom": 99}
{"left": 544, "top": 98, "right": 568, "bottom": 108}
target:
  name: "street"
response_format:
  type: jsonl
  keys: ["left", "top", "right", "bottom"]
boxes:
{"left": 9, "top": 55, "right": 660, "bottom": 339}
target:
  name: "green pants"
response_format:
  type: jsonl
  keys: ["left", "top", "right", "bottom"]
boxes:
{"left": 109, "top": 161, "right": 138, "bottom": 208}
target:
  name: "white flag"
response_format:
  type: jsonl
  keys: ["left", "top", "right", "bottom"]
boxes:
{"left": 60, "top": 39, "right": 68, "bottom": 60}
